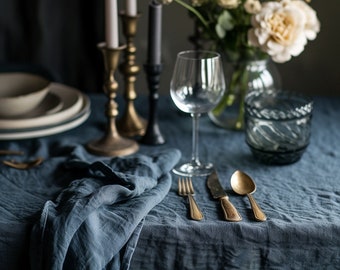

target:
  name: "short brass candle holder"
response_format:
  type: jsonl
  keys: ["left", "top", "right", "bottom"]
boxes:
{"left": 87, "top": 42, "right": 139, "bottom": 157}
{"left": 117, "top": 12, "right": 146, "bottom": 137}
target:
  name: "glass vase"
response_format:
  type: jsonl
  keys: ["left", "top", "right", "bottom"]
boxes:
{"left": 208, "top": 59, "right": 281, "bottom": 130}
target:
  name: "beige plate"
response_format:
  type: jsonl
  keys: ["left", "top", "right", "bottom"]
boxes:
{"left": 0, "top": 95, "right": 91, "bottom": 140}
{"left": 0, "top": 83, "right": 83, "bottom": 130}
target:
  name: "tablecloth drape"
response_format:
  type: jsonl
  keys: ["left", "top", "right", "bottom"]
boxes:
{"left": 29, "top": 146, "right": 180, "bottom": 270}
{"left": 0, "top": 94, "right": 340, "bottom": 269}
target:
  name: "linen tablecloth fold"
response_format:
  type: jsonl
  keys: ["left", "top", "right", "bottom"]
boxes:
{"left": 30, "top": 146, "right": 181, "bottom": 270}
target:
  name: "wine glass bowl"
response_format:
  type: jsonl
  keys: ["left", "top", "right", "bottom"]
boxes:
{"left": 170, "top": 50, "right": 225, "bottom": 176}
{"left": 170, "top": 84, "right": 222, "bottom": 114}
{"left": 171, "top": 51, "right": 225, "bottom": 114}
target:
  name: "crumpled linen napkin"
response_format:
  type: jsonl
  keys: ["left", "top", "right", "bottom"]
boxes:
{"left": 30, "top": 146, "right": 181, "bottom": 270}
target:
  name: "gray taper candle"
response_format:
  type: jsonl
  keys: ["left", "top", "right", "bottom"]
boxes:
{"left": 147, "top": 0, "right": 162, "bottom": 65}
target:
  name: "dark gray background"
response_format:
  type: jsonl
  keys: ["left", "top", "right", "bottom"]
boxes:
{"left": 137, "top": 0, "right": 339, "bottom": 96}
{"left": 0, "top": 0, "right": 338, "bottom": 96}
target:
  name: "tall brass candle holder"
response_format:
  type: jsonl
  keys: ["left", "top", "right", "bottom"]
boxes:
{"left": 140, "top": 64, "right": 165, "bottom": 145}
{"left": 87, "top": 42, "right": 139, "bottom": 157}
{"left": 117, "top": 12, "right": 146, "bottom": 137}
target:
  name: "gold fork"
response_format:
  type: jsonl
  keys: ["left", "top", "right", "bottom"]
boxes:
{"left": 178, "top": 177, "right": 204, "bottom": 221}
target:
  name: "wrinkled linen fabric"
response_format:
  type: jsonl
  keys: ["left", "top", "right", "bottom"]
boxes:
{"left": 30, "top": 146, "right": 181, "bottom": 270}
{"left": 1, "top": 95, "right": 340, "bottom": 270}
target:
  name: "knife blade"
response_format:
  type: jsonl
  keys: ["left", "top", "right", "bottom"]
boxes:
{"left": 207, "top": 170, "right": 242, "bottom": 222}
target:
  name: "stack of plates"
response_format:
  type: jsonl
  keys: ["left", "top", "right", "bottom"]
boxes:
{"left": 0, "top": 83, "right": 91, "bottom": 140}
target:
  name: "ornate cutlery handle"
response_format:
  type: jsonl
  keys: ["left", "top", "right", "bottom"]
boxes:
{"left": 188, "top": 194, "right": 204, "bottom": 221}
{"left": 220, "top": 196, "right": 242, "bottom": 222}
{"left": 247, "top": 194, "right": 267, "bottom": 221}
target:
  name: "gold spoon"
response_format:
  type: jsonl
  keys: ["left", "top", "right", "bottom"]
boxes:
{"left": 230, "top": 170, "right": 267, "bottom": 221}
{"left": 2, "top": 157, "right": 43, "bottom": 170}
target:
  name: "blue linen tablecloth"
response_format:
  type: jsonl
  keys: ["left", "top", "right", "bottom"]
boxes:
{"left": 0, "top": 93, "right": 340, "bottom": 269}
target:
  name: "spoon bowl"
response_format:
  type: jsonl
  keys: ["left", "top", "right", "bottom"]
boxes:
{"left": 230, "top": 171, "right": 256, "bottom": 195}
{"left": 231, "top": 170, "right": 267, "bottom": 221}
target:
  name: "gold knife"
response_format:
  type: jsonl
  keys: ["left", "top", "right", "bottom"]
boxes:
{"left": 207, "top": 170, "right": 242, "bottom": 222}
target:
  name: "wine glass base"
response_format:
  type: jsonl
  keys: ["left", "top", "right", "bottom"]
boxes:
{"left": 172, "top": 162, "right": 214, "bottom": 177}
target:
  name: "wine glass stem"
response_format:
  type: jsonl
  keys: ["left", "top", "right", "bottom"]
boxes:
{"left": 191, "top": 113, "right": 201, "bottom": 167}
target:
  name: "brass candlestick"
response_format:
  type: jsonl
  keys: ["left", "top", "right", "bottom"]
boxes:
{"left": 87, "top": 42, "right": 139, "bottom": 157}
{"left": 117, "top": 12, "right": 146, "bottom": 137}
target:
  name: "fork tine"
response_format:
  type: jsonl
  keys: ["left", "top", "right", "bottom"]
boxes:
{"left": 187, "top": 177, "right": 194, "bottom": 194}
{"left": 178, "top": 178, "right": 183, "bottom": 195}
{"left": 183, "top": 177, "right": 189, "bottom": 194}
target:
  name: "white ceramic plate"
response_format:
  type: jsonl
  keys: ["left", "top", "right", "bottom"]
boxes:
{"left": 0, "top": 94, "right": 91, "bottom": 140}
{"left": 0, "top": 83, "right": 83, "bottom": 129}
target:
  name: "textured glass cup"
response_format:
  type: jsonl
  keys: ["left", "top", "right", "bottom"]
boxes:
{"left": 245, "top": 90, "right": 313, "bottom": 164}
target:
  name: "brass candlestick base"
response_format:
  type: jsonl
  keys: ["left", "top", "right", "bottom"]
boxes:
{"left": 117, "top": 12, "right": 146, "bottom": 137}
{"left": 87, "top": 124, "right": 138, "bottom": 157}
{"left": 87, "top": 43, "right": 138, "bottom": 157}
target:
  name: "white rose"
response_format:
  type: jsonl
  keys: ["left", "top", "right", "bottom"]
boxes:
{"left": 244, "top": 0, "right": 262, "bottom": 14}
{"left": 290, "top": 0, "right": 320, "bottom": 40}
{"left": 155, "top": 0, "right": 173, "bottom": 4}
{"left": 217, "top": 0, "right": 241, "bottom": 9}
{"left": 248, "top": 0, "right": 316, "bottom": 63}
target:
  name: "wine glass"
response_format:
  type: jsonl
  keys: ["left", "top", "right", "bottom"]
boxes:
{"left": 170, "top": 50, "right": 225, "bottom": 176}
